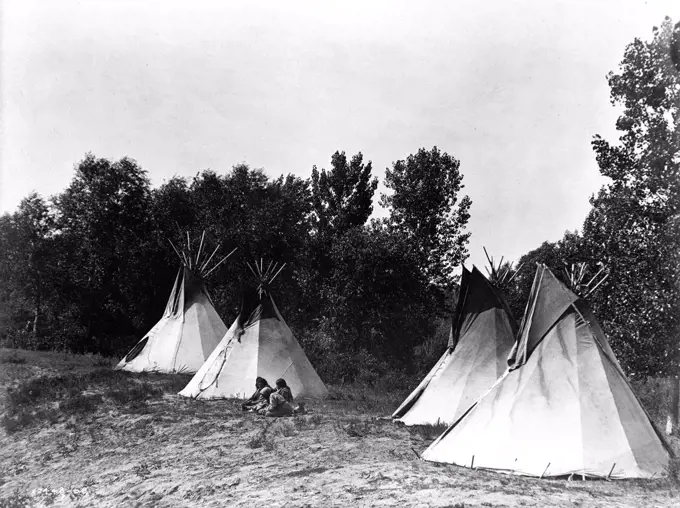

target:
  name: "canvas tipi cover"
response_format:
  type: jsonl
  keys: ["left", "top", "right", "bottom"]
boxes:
{"left": 179, "top": 284, "right": 328, "bottom": 400}
{"left": 392, "top": 266, "right": 516, "bottom": 426}
{"left": 117, "top": 234, "right": 233, "bottom": 374}
{"left": 422, "top": 264, "right": 672, "bottom": 479}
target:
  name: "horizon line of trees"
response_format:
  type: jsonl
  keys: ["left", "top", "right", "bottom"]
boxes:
{"left": 0, "top": 145, "right": 471, "bottom": 385}
{"left": 1, "top": 18, "right": 678, "bottom": 383}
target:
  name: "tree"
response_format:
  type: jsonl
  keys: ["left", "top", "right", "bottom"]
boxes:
{"left": 310, "top": 151, "right": 378, "bottom": 239}
{"left": 381, "top": 146, "right": 471, "bottom": 289}
{"left": 583, "top": 17, "right": 680, "bottom": 376}
{"left": 11, "top": 194, "right": 54, "bottom": 340}
{"left": 53, "top": 153, "right": 153, "bottom": 352}
{"left": 315, "top": 223, "right": 435, "bottom": 375}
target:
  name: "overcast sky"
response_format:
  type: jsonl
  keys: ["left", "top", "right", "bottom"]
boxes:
{"left": 1, "top": 0, "right": 678, "bottom": 269}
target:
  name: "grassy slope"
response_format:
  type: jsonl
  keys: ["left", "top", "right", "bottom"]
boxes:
{"left": 0, "top": 348, "right": 679, "bottom": 508}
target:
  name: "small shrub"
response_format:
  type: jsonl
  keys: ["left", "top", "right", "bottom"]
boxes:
{"left": 133, "top": 462, "right": 152, "bottom": 479}
{"left": 247, "top": 422, "right": 274, "bottom": 449}
{"left": 247, "top": 433, "right": 265, "bottom": 449}
{"left": 38, "top": 451, "right": 53, "bottom": 465}
{"left": 294, "top": 414, "right": 323, "bottom": 430}
{"left": 308, "top": 414, "right": 323, "bottom": 426}
{"left": 263, "top": 436, "right": 277, "bottom": 451}
{"left": 340, "top": 417, "right": 372, "bottom": 438}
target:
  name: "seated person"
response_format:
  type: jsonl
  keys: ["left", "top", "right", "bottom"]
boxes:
{"left": 274, "top": 378, "right": 294, "bottom": 403}
{"left": 258, "top": 378, "right": 294, "bottom": 417}
{"left": 241, "top": 377, "right": 273, "bottom": 411}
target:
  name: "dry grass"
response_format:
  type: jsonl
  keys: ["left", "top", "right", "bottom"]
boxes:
{"left": 1, "top": 347, "right": 679, "bottom": 508}
{"left": 0, "top": 361, "right": 192, "bottom": 433}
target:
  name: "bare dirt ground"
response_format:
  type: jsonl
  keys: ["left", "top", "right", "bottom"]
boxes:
{"left": 1, "top": 348, "right": 679, "bottom": 508}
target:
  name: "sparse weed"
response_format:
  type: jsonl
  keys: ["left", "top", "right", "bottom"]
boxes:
{"left": 56, "top": 438, "right": 79, "bottom": 458}
{"left": 247, "top": 422, "right": 276, "bottom": 449}
{"left": 38, "top": 451, "right": 54, "bottom": 465}
{"left": 293, "top": 416, "right": 309, "bottom": 430}
{"left": 133, "top": 460, "right": 162, "bottom": 479}
{"left": 339, "top": 417, "right": 372, "bottom": 437}
{"left": 263, "top": 436, "right": 277, "bottom": 451}
{"left": 275, "top": 420, "right": 296, "bottom": 437}
{"left": 288, "top": 466, "right": 329, "bottom": 478}
{"left": 133, "top": 462, "right": 152, "bottom": 478}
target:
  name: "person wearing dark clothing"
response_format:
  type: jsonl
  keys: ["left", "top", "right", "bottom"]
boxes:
{"left": 242, "top": 377, "right": 273, "bottom": 411}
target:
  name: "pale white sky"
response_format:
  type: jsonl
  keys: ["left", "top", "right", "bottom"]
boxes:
{"left": 1, "top": 0, "right": 678, "bottom": 269}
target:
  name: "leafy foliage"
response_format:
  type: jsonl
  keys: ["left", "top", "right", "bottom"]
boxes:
{"left": 311, "top": 151, "right": 378, "bottom": 239}
{"left": 0, "top": 147, "right": 467, "bottom": 381}
{"left": 504, "top": 19, "right": 680, "bottom": 377}
{"left": 381, "top": 146, "right": 471, "bottom": 290}
{"left": 583, "top": 18, "right": 680, "bottom": 376}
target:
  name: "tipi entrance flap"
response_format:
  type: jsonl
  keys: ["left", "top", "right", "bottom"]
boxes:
{"left": 510, "top": 265, "right": 579, "bottom": 369}
{"left": 165, "top": 268, "right": 183, "bottom": 317}
{"left": 449, "top": 267, "right": 471, "bottom": 349}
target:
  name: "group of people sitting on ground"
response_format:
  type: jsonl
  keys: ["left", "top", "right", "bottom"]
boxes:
{"left": 241, "top": 377, "right": 305, "bottom": 417}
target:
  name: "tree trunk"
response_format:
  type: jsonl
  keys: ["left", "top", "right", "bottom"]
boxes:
{"left": 670, "top": 376, "right": 680, "bottom": 435}
{"left": 32, "top": 288, "right": 41, "bottom": 340}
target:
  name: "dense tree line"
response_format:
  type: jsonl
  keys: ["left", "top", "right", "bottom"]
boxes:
{"left": 0, "top": 147, "right": 469, "bottom": 385}
{"left": 1, "top": 19, "right": 678, "bottom": 382}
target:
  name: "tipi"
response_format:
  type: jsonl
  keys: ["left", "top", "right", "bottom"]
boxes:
{"left": 179, "top": 260, "right": 328, "bottom": 400}
{"left": 392, "top": 264, "right": 517, "bottom": 426}
{"left": 116, "top": 232, "right": 235, "bottom": 374}
{"left": 422, "top": 264, "right": 673, "bottom": 479}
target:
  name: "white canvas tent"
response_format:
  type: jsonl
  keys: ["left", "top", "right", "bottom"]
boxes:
{"left": 179, "top": 261, "right": 328, "bottom": 400}
{"left": 422, "top": 264, "right": 673, "bottom": 479}
{"left": 116, "top": 232, "right": 234, "bottom": 374}
{"left": 392, "top": 266, "right": 516, "bottom": 426}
